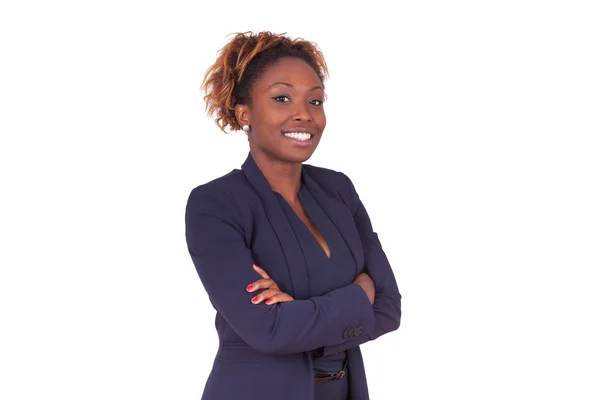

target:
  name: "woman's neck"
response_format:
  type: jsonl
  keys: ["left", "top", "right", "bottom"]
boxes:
{"left": 250, "top": 149, "right": 302, "bottom": 203}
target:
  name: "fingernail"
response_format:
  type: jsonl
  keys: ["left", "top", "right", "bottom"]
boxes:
{"left": 251, "top": 296, "right": 258, "bottom": 303}
{"left": 265, "top": 299, "right": 272, "bottom": 305}
{"left": 246, "top": 285, "right": 254, "bottom": 291}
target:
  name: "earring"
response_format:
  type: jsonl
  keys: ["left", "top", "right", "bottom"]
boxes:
{"left": 242, "top": 124, "right": 251, "bottom": 133}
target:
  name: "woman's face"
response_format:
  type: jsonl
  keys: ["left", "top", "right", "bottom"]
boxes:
{"left": 242, "top": 57, "right": 327, "bottom": 164}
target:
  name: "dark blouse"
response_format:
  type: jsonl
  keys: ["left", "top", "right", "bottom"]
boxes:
{"left": 274, "top": 183, "right": 357, "bottom": 373}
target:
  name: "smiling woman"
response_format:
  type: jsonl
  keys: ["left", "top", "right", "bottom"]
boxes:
{"left": 186, "top": 31, "right": 402, "bottom": 400}
{"left": 237, "top": 57, "right": 326, "bottom": 163}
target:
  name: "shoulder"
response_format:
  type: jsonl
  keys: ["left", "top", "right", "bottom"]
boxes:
{"left": 185, "top": 169, "right": 251, "bottom": 221}
{"left": 189, "top": 168, "right": 247, "bottom": 195}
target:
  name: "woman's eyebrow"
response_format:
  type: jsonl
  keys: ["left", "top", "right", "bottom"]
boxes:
{"left": 268, "top": 81, "right": 324, "bottom": 91}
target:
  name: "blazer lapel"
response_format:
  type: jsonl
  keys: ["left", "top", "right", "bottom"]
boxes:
{"left": 241, "top": 153, "right": 310, "bottom": 300}
{"left": 301, "top": 167, "right": 364, "bottom": 275}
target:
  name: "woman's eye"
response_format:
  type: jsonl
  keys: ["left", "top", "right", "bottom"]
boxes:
{"left": 311, "top": 99, "right": 324, "bottom": 106}
{"left": 272, "top": 96, "right": 290, "bottom": 103}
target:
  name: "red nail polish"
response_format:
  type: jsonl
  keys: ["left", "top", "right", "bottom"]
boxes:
{"left": 246, "top": 285, "right": 253, "bottom": 291}
{"left": 251, "top": 296, "right": 258, "bottom": 303}
{"left": 265, "top": 299, "right": 271, "bottom": 305}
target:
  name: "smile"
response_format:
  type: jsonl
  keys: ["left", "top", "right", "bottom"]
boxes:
{"left": 283, "top": 132, "right": 313, "bottom": 141}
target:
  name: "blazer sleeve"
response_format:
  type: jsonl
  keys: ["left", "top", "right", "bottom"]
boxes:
{"left": 316, "top": 172, "right": 402, "bottom": 357}
{"left": 185, "top": 185, "right": 376, "bottom": 356}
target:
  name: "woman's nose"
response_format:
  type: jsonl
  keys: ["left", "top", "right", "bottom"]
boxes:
{"left": 292, "top": 103, "right": 311, "bottom": 121}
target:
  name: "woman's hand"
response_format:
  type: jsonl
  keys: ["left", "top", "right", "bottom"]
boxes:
{"left": 246, "top": 264, "right": 294, "bottom": 305}
{"left": 353, "top": 272, "right": 375, "bottom": 305}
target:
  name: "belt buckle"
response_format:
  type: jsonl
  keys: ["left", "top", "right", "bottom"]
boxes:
{"left": 314, "top": 365, "right": 346, "bottom": 382}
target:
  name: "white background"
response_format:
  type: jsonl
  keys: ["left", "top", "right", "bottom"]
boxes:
{"left": 1, "top": 0, "right": 599, "bottom": 399}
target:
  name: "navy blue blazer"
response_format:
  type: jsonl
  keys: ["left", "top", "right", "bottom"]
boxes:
{"left": 185, "top": 153, "right": 401, "bottom": 399}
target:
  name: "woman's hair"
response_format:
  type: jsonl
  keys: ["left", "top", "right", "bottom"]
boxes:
{"left": 201, "top": 31, "right": 329, "bottom": 133}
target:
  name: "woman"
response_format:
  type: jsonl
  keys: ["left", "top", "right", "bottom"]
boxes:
{"left": 185, "top": 31, "right": 401, "bottom": 400}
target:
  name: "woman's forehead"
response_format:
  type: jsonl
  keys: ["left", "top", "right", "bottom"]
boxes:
{"left": 255, "top": 58, "right": 322, "bottom": 89}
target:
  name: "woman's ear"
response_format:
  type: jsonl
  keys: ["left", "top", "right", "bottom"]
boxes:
{"left": 235, "top": 104, "right": 250, "bottom": 129}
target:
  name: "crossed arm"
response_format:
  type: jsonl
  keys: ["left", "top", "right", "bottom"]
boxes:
{"left": 246, "top": 264, "right": 375, "bottom": 307}
{"left": 185, "top": 174, "right": 401, "bottom": 356}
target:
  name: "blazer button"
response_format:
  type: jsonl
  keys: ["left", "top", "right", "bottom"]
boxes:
{"left": 348, "top": 328, "right": 355, "bottom": 338}
{"left": 355, "top": 326, "right": 364, "bottom": 335}
{"left": 343, "top": 330, "right": 349, "bottom": 339}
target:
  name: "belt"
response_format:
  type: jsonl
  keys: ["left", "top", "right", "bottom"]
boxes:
{"left": 314, "top": 360, "right": 348, "bottom": 383}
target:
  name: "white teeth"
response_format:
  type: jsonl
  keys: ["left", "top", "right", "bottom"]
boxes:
{"left": 284, "top": 132, "right": 312, "bottom": 141}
